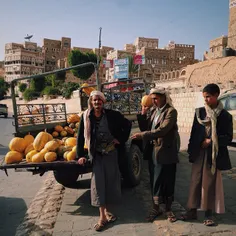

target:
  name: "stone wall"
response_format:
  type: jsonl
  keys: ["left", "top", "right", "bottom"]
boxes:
{"left": 169, "top": 80, "right": 235, "bottom": 133}
{"left": 171, "top": 90, "right": 203, "bottom": 133}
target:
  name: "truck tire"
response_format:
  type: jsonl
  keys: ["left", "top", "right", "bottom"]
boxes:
{"left": 53, "top": 169, "right": 79, "bottom": 188}
{"left": 123, "top": 144, "right": 143, "bottom": 187}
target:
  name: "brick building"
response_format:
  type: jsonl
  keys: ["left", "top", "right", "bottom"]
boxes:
{"left": 204, "top": 0, "right": 236, "bottom": 60}
{"left": 204, "top": 36, "right": 228, "bottom": 60}
{"left": 4, "top": 42, "right": 44, "bottom": 82}
{"left": 42, "top": 37, "right": 71, "bottom": 71}
{"left": 0, "top": 61, "right": 4, "bottom": 78}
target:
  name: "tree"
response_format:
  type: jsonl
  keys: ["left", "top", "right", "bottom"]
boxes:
{"left": 60, "top": 82, "right": 80, "bottom": 99}
{"left": 45, "top": 74, "right": 56, "bottom": 88}
{"left": 22, "top": 88, "right": 38, "bottom": 101}
{"left": 67, "top": 50, "right": 98, "bottom": 80}
{"left": 55, "top": 70, "right": 66, "bottom": 82}
{"left": 30, "top": 76, "right": 46, "bottom": 93}
{"left": 0, "top": 77, "right": 10, "bottom": 100}
{"left": 18, "top": 83, "right": 27, "bottom": 93}
{"left": 127, "top": 55, "right": 139, "bottom": 78}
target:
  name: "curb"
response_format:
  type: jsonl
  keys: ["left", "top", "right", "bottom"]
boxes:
{"left": 15, "top": 172, "right": 65, "bottom": 236}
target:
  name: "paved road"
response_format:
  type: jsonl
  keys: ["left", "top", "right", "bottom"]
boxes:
{"left": 0, "top": 116, "right": 48, "bottom": 236}
{"left": 51, "top": 133, "right": 236, "bottom": 236}
{"left": 0, "top": 117, "right": 15, "bottom": 147}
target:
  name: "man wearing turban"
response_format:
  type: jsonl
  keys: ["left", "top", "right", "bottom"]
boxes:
{"left": 131, "top": 87, "right": 179, "bottom": 223}
{"left": 77, "top": 90, "right": 131, "bottom": 231}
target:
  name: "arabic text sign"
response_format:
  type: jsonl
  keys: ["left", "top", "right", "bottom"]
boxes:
{"left": 114, "top": 58, "right": 129, "bottom": 79}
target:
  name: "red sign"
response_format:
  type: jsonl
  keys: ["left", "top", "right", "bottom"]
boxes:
{"left": 134, "top": 55, "right": 145, "bottom": 65}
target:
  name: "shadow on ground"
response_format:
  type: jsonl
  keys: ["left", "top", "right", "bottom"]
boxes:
{"left": 64, "top": 162, "right": 167, "bottom": 228}
{"left": 176, "top": 151, "right": 236, "bottom": 227}
{"left": 0, "top": 197, "right": 27, "bottom": 236}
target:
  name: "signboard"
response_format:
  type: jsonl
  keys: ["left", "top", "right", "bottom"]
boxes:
{"left": 134, "top": 55, "right": 145, "bottom": 65}
{"left": 103, "top": 60, "right": 113, "bottom": 68}
{"left": 230, "top": 0, "right": 236, "bottom": 8}
{"left": 114, "top": 58, "right": 129, "bottom": 79}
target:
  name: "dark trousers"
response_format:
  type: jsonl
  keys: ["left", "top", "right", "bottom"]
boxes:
{"left": 148, "top": 154, "right": 176, "bottom": 208}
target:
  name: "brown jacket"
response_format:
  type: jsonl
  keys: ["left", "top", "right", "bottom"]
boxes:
{"left": 138, "top": 104, "right": 179, "bottom": 164}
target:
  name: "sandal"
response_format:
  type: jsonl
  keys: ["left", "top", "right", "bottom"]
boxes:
{"left": 146, "top": 208, "right": 163, "bottom": 222}
{"left": 179, "top": 210, "right": 197, "bottom": 221}
{"left": 94, "top": 220, "right": 108, "bottom": 231}
{"left": 166, "top": 211, "right": 177, "bottom": 223}
{"left": 203, "top": 218, "right": 215, "bottom": 226}
{"left": 106, "top": 212, "right": 117, "bottom": 223}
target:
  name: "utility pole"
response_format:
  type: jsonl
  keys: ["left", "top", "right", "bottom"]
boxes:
{"left": 96, "top": 27, "right": 102, "bottom": 91}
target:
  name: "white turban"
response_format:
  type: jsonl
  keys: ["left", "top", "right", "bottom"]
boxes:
{"left": 150, "top": 87, "right": 173, "bottom": 106}
{"left": 90, "top": 90, "right": 106, "bottom": 103}
{"left": 84, "top": 90, "right": 106, "bottom": 151}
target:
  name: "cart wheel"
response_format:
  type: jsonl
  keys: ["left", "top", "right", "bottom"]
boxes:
{"left": 123, "top": 144, "right": 143, "bottom": 187}
{"left": 53, "top": 169, "right": 79, "bottom": 188}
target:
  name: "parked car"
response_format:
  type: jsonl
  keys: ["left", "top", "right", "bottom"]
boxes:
{"left": 219, "top": 89, "right": 236, "bottom": 145}
{"left": 0, "top": 104, "right": 8, "bottom": 118}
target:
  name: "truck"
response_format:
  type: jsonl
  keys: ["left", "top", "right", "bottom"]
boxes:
{"left": 0, "top": 103, "right": 8, "bottom": 118}
{"left": 0, "top": 62, "right": 154, "bottom": 188}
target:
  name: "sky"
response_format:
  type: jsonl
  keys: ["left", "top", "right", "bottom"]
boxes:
{"left": 0, "top": 0, "right": 230, "bottom": 60}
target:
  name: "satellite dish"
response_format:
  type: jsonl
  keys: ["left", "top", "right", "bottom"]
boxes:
{"left": 24, "top": 34, "right": 33, "bottom": 41}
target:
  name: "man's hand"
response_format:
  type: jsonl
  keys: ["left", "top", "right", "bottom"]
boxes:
{"left": 78, "top": 157, "right": 87, "bottom": 165}
{"left": 141, "top": 105, "right": 150, "bottom": 115}
{"left": 130, "top": 132, "right": 142, "bottom": 140}
{"left": 201, "top": 138, "right": 211, "bottom": 148}
{"left": 112, "top": 139, "right": 120, "bottom": 145}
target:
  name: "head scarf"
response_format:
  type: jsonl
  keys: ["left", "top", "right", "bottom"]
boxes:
{"left": 150, "top": 87, "right": 173, "bottom": 107}
{"left": 196, "top": 101, "right": 223, "bottom": 175}
{"left": 83, "top": 91, "right": 106, "bottom": 151}
{"left": 87, "top": 90, "right": 106, "bottom": 109}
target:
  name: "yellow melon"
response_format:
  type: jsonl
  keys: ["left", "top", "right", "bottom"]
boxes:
{"left": 72, "top": 146, "right": 76, "bottom": 152}
{"left": 141, "top": 95, "right": 153, "bottom": 108}
{"left": 47, "top": 133, "right": 53, "bottom": 141}
{"left": 65, "top": 137, "right": 77, "bottom": 147}
{"left": 5, "top": 151, "right": 23, "bottom": 164}
{"left": 33, "top": 132, "right": 49, "bottom": 151}
{"left": 26, "top": 150, "right": 38, "bottom": 162}
{"left": 44, "top": 140, "right": 59, "bottom": 152}
{"left": 32, "top": 153, "right": 44, "bottom": 163}
{"left": 44, "top": 152, "right": 57, "bottom": 162}
{"left": 63, "top": 151, "right": 70, "bottom": 160}
{"left": 66, "top": 150, "right": 76, "bottom": 161}
{"left": 60, "top": 130, "right": 67, "bottom": 137}
{"left": 40, "top": 148, "right": 48, "bottom": 157}
{"left": 24, "top": 143, "right": 34, "bottom": 155}
{"left": 9, "top": 137, "right": 27, "bottom": 153}
{"left": 24, "top": 134, "right": 34, "bottom": 147}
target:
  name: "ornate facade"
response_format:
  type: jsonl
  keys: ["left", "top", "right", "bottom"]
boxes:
{"left": 42, "top": 37, "right": 71, "bottom": 72}
{"left": 4, "top": 42, "right": 44, "bottom": 82}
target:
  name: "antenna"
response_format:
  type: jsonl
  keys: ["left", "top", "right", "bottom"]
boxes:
{"left": 24, "top": 34, "right": 33, "bottom": 41}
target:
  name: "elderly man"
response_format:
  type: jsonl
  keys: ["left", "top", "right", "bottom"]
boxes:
{"left": 131, "top": 87, "right": 179, "bottom": 223}
{"left": 77, "top": 90, "right": 131, "bottom": 231}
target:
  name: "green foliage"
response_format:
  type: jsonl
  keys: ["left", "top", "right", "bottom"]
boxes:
{"left": 30, "top": 76, "right": 46, "bottom": 92}
{"left": 45, "top": 74, "right": 56, "bottom": 87}
{"left": 0, "top": 77, "right": 10, "bottom": 100}
{"left": 68, "top": 50, "right": 97, "bottom": 80}
{"left": 55, "top": 71, "right": 66, "bottom": 81}
{"left": 45, "top": 73, "right": 66, "bottom": 88}
{"left": 60, "top": 82, "right": 80, "bottom": 99}
{"left": 128, "top": 55, "right": 139, "bottom": 78}
{"left": 23, "top": 89, "right": 38, "bottom": 101}
{"left": 18, "top": 83, "right": 27, "bottom": 93}
{"left": 41, "top": 86, "right": 60, "bottom": 96}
